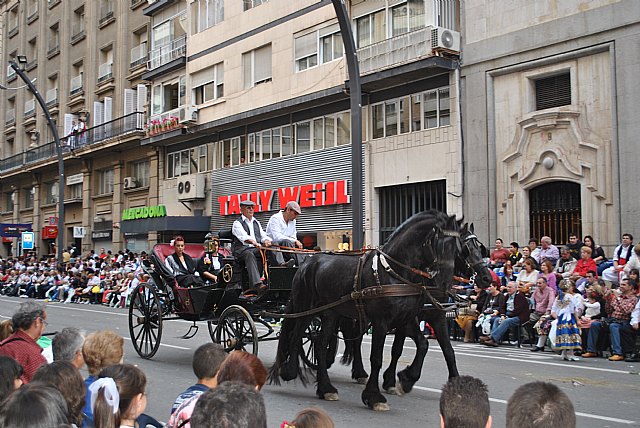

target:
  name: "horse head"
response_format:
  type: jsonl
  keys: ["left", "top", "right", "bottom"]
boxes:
{"left": 458, "top": 222, "right": 493, "bottom": 289}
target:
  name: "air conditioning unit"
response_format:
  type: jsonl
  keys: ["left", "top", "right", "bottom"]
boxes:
{"left": 431, "top": 27, "right": 460, "bottom": 53}
{"left": 178, "top": 105, "right": 198, "bottom": 124}
{"left": 177, "top": 174, "right": 205, "bottom": 201}
{"left": 123, "top": 177, "right": 138, "bottom": 190}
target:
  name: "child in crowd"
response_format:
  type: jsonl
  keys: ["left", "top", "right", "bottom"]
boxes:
{"left": 552, "top": 280, "right": 582, "bottom": 361}
{"left": 32, "top": 360, "right": 86, "bottom": 427}
{"left": 91, "top": 364, "right": 147, "bottom": 428}
{"left": 0, "top": 356, "right": 23, "bottom": 403}
{"left": 282, "top": 407, "right": 335, "bottom": 428}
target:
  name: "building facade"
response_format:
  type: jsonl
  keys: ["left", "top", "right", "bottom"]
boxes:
{"left": 460, "top": 0, "right": 640, "bottom": 251}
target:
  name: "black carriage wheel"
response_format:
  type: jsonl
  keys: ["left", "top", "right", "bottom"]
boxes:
{"left": 215, "top": 305, "right": 258, "bottom": 355}
{"left": 128, "top": 283, "right": 163, "bottom": 359}
{"left": 222, "top": 264, "right": 233, "bottom": 283}
{"left": 300, "top": 317, "right": 339, "bottom": 370}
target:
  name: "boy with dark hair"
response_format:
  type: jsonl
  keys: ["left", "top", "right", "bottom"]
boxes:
{"left": 440, "top": 375, "right": 491, "bottom": 428}
{"left": 170, "top": 343, "right": 227, "bottom": 415}
{"left": 506, "top": 381, "right": 575, "bottom": 428}
{"left": 190, "top": 381, "right": 267, "bottom": 428}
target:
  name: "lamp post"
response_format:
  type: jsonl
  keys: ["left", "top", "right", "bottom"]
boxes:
{"left": 10, "top": 59, "right": 65, "bottom": 263}
{"left": 331, "top": 0, "right": 363, "bottom": 250}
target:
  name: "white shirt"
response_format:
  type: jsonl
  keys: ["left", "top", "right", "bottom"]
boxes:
{"left": 266, "top": 211, "right": 297, "bottom": 245}
{"left": 631, "top": 299, "right": 640, "bottom": 326}
{"left": 232, "top": 215, "right": 267, "bottom": 246}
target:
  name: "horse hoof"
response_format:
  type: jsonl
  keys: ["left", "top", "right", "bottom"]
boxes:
{"left": 395, "top": 381, "right": 405, "bottom": 396}
{"left": 324, "top": 392, "right": 339, "bottom": 401}
{"left": 373, "top": 402, "right": 390, "bottom": 412}
{"left": 356, "top": 377, "right": 368, "bottom": 385}
{"left": 384, "top": 386, "right": 398, "bottom": 395}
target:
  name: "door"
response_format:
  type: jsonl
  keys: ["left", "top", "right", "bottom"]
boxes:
{"left": 529, "top": 181, "right": 581, "bottom": 244}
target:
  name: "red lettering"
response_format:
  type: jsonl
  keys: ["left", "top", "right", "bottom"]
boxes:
{"left": 227, "top": 195, "right": 241, "bottom": 216}
{"left": 278, "top": 187, "right": 300, "bottom": 208}
{"left": 324, "top": 181, "right": 335, "bottom": 206}
{"left": 314, "top": 183, "right": 325, "bottom": 206}
{"left": 217, "top": 196, "right": 229, "bottom": 216}
{"left": 258, "top": 189, "right": 274, "bottom": 212}
{"left": 337, "top": 180, "right": 349, "bottom": 204}
{"left": 299, "top": 184, "right": 314, "bottom": 208}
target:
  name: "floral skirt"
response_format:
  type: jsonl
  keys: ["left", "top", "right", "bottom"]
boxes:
{"left": 555, "top": 315, "right": 581, "bottom": 350}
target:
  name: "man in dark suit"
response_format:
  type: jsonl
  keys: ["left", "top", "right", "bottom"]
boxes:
{"left": 231, "top": 200, "right": 272, "bottom": 291}
{"left": 483, "top": 281, "right": 529, "bottom": 347}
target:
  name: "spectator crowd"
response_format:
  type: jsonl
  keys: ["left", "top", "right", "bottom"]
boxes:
{"left": 455, "top": 233, "right": 640, "bottom": 363}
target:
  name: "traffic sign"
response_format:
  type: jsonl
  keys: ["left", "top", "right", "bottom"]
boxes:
{"left": 21, "top": 231, "right": 35, "bottom": 250}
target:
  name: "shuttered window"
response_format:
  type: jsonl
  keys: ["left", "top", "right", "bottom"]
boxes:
{"left": 535, "top": 73, "right": 571, "bottom": 110}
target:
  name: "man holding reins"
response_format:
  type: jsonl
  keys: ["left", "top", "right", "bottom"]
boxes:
{"left": 266, "top": 201, "right": 304, "bottom": 267}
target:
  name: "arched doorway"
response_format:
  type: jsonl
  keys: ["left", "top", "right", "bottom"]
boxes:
{"left": 529, "top": 181, "right": 582, "bottom": 244}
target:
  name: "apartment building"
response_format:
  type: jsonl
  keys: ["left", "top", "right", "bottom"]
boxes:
{"left": 140, "top": 0, "right": 462, "bottom": 249}
{"left": 0, "top": 0, "right": 151, "bottom": 256}
{"left": 460, "top": 0, "right": 640, "bottom": 251}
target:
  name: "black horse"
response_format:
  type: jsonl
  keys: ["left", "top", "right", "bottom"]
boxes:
{"left": 340, "top": 223, "right": 492, "bottom": 392}
{"left": 269, "top": 210, "right": 461, "bottom": 411}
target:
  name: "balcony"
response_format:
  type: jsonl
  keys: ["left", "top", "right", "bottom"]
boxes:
{"left": 70, "top": 74, "right": 83, "bottom": 96}
{"left": 71, "top": 26, "right": 85, "bottom": 44}
{"left": 24, "top": 100, "right": 36, "bottom": 118}
{"left": 5, "top": 109, "right": 15, "bottom": 127}
{"left": 147, "top": 35, "right": 186, "bottom": 71}
{"left": 357, "top": 27, "right": 435, "bottom": 76}
{"left": 130, "top": 43, "right": 147, "bottom": 68}
{"left": 98, "top": 63, "right": 113, "bottom": 84}
{"left": 45, "top": 88, "right": 58, "bottom": 107}
{"left": 99, "top": 2, "right": 115, "bottom": 27}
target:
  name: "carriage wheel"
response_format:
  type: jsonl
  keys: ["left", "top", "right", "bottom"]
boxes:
{"left": 215, "top": 305, "right": 258, "bottom": 355}
{"left": 300, "top": 317, "right": 339, "bottom": 369}
{"left": 221, "top": 264, "right": 233, "bottom": 283}
{"left": 128, "top": 283, "right": 163, "bottom": 359}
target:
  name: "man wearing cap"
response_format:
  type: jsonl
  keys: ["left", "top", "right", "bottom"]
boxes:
{"left": 266, "top": 201, "right": 303, "bottom": 267}
{"left": 231, "top": 200, "right": 272, "bottom": 291}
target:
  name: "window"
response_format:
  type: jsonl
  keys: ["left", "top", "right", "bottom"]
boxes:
{"left": 391, "top": 0, "right": 425, "bottom": 36}
{"left": 535, "top": 73, "right": 571, "bottom": 111}
{"left": 8, "top": 7, "right": 19, "bottom": 35}
{"left": 72, "top": 6, "right": 85, "bottom": 39}
{"left": 48, "top": 23, "right": 60, "bottom": 56}
{"left": 69, "top": 183, "right": 82, "bottom": 200}
{"left": 27, "top": 38, "right": 37, "bottom": 69}
{"left": 194, "top": 0, "right": 224, "bottom": 33}
{"left": 99, "top": 0, "right": 114, "bottom": 25}
{"left": 5, "top": 193, "right": 14, "bottom": 213}
{"left": 295, "top": 33, "right": 317, "bottom": 72}
{"left": 424, "top": 87, "right": 450, "bottom": 129}
{"left": 243, "top": 44, "right": 272, "bottom": 89}
{"left": 27, "top": 0, "right": 38, "bottom": 20}
{"left": 295, "top": 25, "right": 344, "bottom": 72}
{"left": 192, "top": 63, "right": 223, "bottom": 105}
{"left": 151, "top": 76, "right": 184, "bottom": 115}
{"left": 44, "top": 182, "right": 58, "bottom": 205}
{"left": 167, "top": 145, "right": 211, "bottom": 178}
{"left": 98, "top": 46, "right": 114, "bottom": 83}
{"left": 131, "top": 160, "right": 150, "bottom": 187}
{"left": 70, "top": 61, "right": 84, "bottom": 96}
{"left": 243, "top": 0, "right": 267, "bottom": 11}
{"left": 356, "top": 9, "right": 386, "bottom": 48}
{"left": 98, "top": 169, "right": 114, "bottom": 195}
{"left": 24, "top": 187, "right": 35, "bottom": 209}
{"left": 131, "top": 27, "right": 148, "bottom": 68}
{"left": 320, "top": 29, "right": 343, "bottom": 64}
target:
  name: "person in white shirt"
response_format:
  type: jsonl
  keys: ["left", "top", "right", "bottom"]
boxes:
{"left": 266, "top": 201, "right": 303, "bottom": 267}
{"left": 231, "top": 200, "right": 272, "bottom": 291}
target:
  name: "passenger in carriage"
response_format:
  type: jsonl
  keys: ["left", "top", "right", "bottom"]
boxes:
{"left": 266, "top": 200, "right": 304, "bottom": 267}
{"left": 231, "top": 200, "right": 273, "bottom": 292}
{"left": 165, "top": 236, "right": 205, "bottom": 288}
{"left": 197, "top": 233, "right": 225, "bottom": 285}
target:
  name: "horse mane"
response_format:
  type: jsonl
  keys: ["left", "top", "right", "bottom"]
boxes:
{"left": 382, "top": 210, "right": 453, "bottom": 247}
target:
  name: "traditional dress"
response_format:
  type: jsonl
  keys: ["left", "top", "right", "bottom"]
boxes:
{"left": 553, "top": 293, "right": 582, "bottom": 350}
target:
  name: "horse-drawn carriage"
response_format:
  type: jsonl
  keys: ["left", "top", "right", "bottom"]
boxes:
{"left": 128, "top": 237, "right": 299, "bottom": 359}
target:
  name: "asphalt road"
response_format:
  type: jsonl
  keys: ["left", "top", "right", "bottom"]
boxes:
{"left": 1, "top": 296, "right": 638, "bottom": 427}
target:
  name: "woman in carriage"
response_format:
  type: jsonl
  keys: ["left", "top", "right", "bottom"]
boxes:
{"left": 164, "top": 236, "right": 204, "bottom": 288}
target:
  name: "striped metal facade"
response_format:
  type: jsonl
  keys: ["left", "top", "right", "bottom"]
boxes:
{"left": 210, "top": 145, "right": 355, "bottom": 234}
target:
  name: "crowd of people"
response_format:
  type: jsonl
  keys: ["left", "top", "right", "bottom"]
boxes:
{"left": 455, "top": 233, "right": 640, "bottom": 362}
{"left": 0, "top": 301, "right": 334, "bottom": 427}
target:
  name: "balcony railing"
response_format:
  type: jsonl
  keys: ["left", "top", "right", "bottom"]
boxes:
{"left": 130, "top": 43, "right": 147, "bottom": 68}
{"left": 98, "top": 62, "right": 113, "bottom": 83}
{"left": 99, "top": 2, "right": 114, "bottom": 25}
{"left": 70, "top": 74, "right": 83, "bottom": 96}
{"left": 357, "top": 26, "right": 434, "bottom": 75}
{"left": 148, "top": 35, "right": 187, "bottom": 70}
{"left": 0, "top": 112, "right": 146, "bottom": 175}
{"left": 5, "top": 109, "right": 15, "bottom": 126}
{"left": 45, "top": 88, "right": 58, "bottom": 106}
{"left": 24, "top": 100, "right": 36, "bottom": 118}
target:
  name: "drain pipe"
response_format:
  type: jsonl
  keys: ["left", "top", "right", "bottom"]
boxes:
{"left": 449, "top": 64, "right": 464, "bottom": 218}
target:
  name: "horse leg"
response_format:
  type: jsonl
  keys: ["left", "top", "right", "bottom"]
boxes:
{"left": 316, "top": 312, "right": 340, "bottom": 401}
{"left": 341, "top": 319, "right": 369, "bottom": 383}
{"left": 361, "top": 321, "right": 389, "bottom": 411}
{"left": 432, "top": 313, "right": 459, "bottom": 380}
{"left": 278, "top": 317, "right": 309, "bottom": 383}
{"left": 396, "top": 319, "right": 429, "bottom": 394}
{"left": 382, "top": 326, "right": 406, "bottom": 394}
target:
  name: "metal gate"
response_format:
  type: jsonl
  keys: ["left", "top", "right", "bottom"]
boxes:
{"left": 529, "top": 181, "right": 581, "bottom": 244}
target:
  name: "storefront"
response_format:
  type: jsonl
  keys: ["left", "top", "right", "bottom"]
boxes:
{"left": 210, "top": 145, "right": 353, "bottom": 251}
{"left": 0, "top": 223, "right": 32, "bottom": 258}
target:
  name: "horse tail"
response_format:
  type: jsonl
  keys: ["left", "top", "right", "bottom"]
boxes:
{"left": 268, "top": 308, "right": 295, "bottom": 385}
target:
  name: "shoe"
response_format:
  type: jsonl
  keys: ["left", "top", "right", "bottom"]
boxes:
{"left": 563, "top": 356, "right": 581, "bottom": 361}
{"left": 625, "top": 354, "right": 640, "bottom": 362}
{"left": 581, "top": 352, "right": 597, "bottom": 358}
{"left": 608, "top": 355, "right": 625, "bottom": 361}
{"left": 483, "top": 339, "right": 498, "bottom": 347}
{"left": 479, "top": 335, "right": 490, "bottom": 342}
{"left": 530, "top": 346, "right": 545, "bottom": 352}
{"left": 281, "top": 259, "right": 295, "bottom": 268}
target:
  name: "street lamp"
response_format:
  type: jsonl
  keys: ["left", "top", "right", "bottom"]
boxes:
{"left": 9, "top": 58, "right": 65, "bottom": 263}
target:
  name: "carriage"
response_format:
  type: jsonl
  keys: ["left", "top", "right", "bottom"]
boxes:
{"left": 127, "top": 235, "right": 318, "bottom": 361}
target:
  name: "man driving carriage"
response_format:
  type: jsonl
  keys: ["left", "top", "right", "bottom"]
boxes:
{"left": 266, "top": 200, "right": 304, "bottom": 267}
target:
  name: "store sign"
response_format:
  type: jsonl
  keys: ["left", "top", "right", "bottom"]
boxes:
{"left": 73, "top": 227, "right": 86, "bottom": 238}
{"left": 92, "top": 230, "right": 112, "bottom": 240}
{"left": 66, "top": 173, "right": 84, "bottom": 186}
{"left": 122, "top": 204, "right": 167, "bottom": 221}
{"left": 0, "top": 223, "right": 32, "bottom": 238}
{"left": 21, "top": 232, "right": 34, "bottom": 250}
{"left": 218, "top": 180, "right": 350, "bottom": 216}
{"left": 42, "top": 226, "right": 58, "bottom": 239}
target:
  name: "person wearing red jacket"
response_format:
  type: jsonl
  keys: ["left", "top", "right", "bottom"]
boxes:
{"left": 571, "top": 246, "right": 597, "bottom": 293}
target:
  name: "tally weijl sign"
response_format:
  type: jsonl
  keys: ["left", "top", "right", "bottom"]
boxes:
{"left": 217, "top": 180, "right": 350, "bottom": 216}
